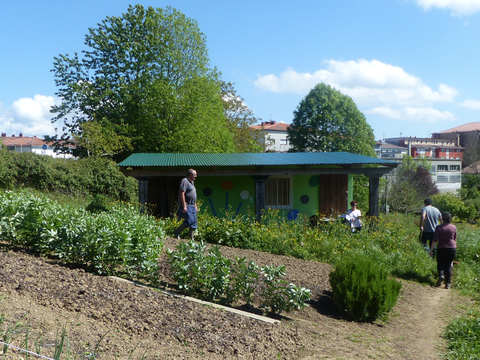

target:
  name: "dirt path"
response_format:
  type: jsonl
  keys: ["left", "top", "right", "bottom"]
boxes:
{"left": 409, "top": 286, "right": 450, "bottom": 359}
{"left": 0, "top": 240, "right": 470, "bottom": 359}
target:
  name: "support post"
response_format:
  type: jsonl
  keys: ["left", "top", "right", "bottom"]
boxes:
{"left": 367, "top": 175, "right": 380, "bottom": 217}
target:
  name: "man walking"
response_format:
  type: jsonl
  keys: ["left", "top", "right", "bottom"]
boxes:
{"left": 174, "top": 169, "right": 198, "bottom": 240}
{"left": 420, "top": 198, "right": 442, "bottom": 252}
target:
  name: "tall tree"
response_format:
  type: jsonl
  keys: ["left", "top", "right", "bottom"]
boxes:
{"left": 220, "top": 81, "right": 263, "bottom": 153}
{"left": 51, "top": 5, "right": 235, "bottom": 159}
{"left": 388, "top": 156, "right": 439, "bottom": 213}
{"left": 287, "top": 83, "right": 375, "bottom": 157}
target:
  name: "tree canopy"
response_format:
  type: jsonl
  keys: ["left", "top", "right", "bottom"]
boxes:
{"left": 287, "top": 83, "right": 375, "bottom": 157}
{"left": 388, "top": 156, "right": 439, "bottom": 213}
{"left": 51, "top": 5, "right": 238, "bottom": 159}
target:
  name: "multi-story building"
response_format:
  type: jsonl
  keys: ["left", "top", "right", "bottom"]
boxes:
{"left": 432, "top": 122, "right": 480, "bottom": 149}
{"left": 250, "top": 121, "right": 291, "bottom": 152}
{"left": 379, "top": 137, "right": 463, "bottom": 193}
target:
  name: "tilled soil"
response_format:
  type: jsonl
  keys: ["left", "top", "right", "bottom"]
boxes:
{"left": 0, "top": 238, "right": 471, "bottom": 359}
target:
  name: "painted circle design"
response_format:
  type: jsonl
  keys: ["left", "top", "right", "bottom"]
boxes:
{"left": 221, "top": 180, "right": 234, "bottom": 190}
{"left": 203, "top": 187, "right": 212, "bottom": 196}
{"left": 309, "top": 176, "right": 320, "bottom": 187}
{"left": 240, "top": 190, "right": 249, "bottom": 200}
{"left": 287, "top": 209, "right": 300, "bottom": 220}
{"left": 300, "top": 195, "right": 309, "bottom": 204}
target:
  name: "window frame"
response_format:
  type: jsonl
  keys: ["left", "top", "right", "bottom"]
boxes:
{"left": 265, "top": 175, "right": 293, "bottom": 210}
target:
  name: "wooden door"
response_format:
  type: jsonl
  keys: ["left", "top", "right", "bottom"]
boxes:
{"left": 319, "top": 174, "right": 348, "bottom": 216}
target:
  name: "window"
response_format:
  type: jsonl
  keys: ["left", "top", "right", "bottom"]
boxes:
{"left": 450, "top": 165, "right": 460, "bottom": 171}
{"left": 280, "top": 139, "right": 288, "bottom": 145}
{"left": 449, "top": 175, "right": 461, "bottom": 183}
{"left": 431, "top": 165, "right": 437, "bottom": 173}
{"left": 265, "top": 176, "right": 292, "bottom": 209}
{"left": 437, "top": 165, "right": 448, "bottom": 171}
{"left": 437, "top": 175, "right": 448, "bottom": 183}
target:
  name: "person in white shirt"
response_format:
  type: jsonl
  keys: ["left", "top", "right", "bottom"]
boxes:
{"left": 346, "top": 200, "right": 362, "bottom": 233}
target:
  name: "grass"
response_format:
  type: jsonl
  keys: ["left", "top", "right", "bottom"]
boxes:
{"left": 443, "top": 309, "right": 480, "bottom": 359}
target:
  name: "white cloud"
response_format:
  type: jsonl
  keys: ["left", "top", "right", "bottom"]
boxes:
{"left": 459, "top": 99, "right": 480, "bottom": 110}
{"left": 414, "top": 0, "right": 480, "bottom": 15}
{"left": 254, "top": 59, "right": 458, "bottom": 107}
{"left": 0, "top": 95, "right": 59, "bottom": 137}
{"left": 366, "top": 106, "right": 456, "bottom": 122}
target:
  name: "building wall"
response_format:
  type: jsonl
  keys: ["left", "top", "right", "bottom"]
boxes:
{"left": 265, "top": 131, "right": 291, "bottom": 152}
{"left": 430, "top": 159, "right": 462, "bottom": 193}
{"left": 195, "top": 174, "right": 338, "bottom": 219}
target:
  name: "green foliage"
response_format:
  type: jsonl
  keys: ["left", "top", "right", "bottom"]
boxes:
{"left": 230, "top": 256, "right": 259, "bottom": 305}
{"left": 51, "top": 4, "right": 236, "bottom": 159}
{"left": 329, "top": 253, "right": 402, "bottom": 322}
{"left": 0, "top": 151, "right": 138, "bottom": 202}
{"left": 190, "top": 210, "right": 437, "bottom": 284}
{"left": 165, "top": 240, "right": 310, "bottom": 313}
{"left": 259, "top": 265, "right": 311, "bottom": 315}
{"left": 431, "top": 193, "right": 477, "bottom": 222}
{"left": 220, "top": 81, "right": 263, "bottom": 153}
{"left": 287, "top": 83, "right": 375, "bottom": 157}
{"left": 388, "top": 156, "right": 438, "bottom": 213}
{"left": 166, "top": 240, "right": 232, "bottom": 302}
{"left": 0, "top": 190, "right": 164, "bottom": 283}
{"left": 85, "top": 195, "right": 110, "bottom": 213}
{"left": 353, "top": 174, "right": 369, "bottom": 211}
{"left": 459, "top": 173, "right": 480, "bottom": 200}
{"left": 444, "top": 311, "right": 480, "bottom": 359}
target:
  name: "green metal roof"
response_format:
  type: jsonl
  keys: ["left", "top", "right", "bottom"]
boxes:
{"left": 118, "top": 152, "right": 399, "bottom": 167}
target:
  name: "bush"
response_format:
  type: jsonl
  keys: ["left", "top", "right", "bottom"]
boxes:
{"left": 329, "top": 253, "right": 402, "bottom": 322}
{"left": 0, "top": 151, "right": 137, "bottom": 202}
{"left": 432, "top": 193, "right": 477, "bottom": 222}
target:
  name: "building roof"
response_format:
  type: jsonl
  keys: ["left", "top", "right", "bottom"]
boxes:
{"left": 375, "top": 141, "right": 407, "bottom": 150}
{"left": 434, "top": 122, "right": 480, "bottom": 134}
{"left": 119, "top": 152, "right": 398, "bottom": 168}
{"left": 0, "top": 135, "right": 49, "bottom": 147}
{"left": 250, "top": 121, "right": 290, "bottom": 131}
{"left": 462, "top": 161, "right": 480, "bottom": 174}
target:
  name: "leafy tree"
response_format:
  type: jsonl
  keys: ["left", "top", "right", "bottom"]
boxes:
{"left": 51, "top": 5, "right": 235, "bottom": 159}
{"left": 388, "top": 156, "right": 439, "bottom": 213}
{"left": 220, "top": 81, "right": 263, "bottom": 153}
{"left": 287, "top": 83, "right": 375, "bottom": 157}
{"left": 73, "top": 120, "right": 132, "bottom": 157}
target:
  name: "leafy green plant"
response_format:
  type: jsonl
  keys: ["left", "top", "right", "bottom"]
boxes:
{"left": 166, "top": 240, "right": 232, "bottom": 302}
{"left": 259, "top": 265, "right": 311, "bottom": 315}
{"left": 329, "top": 253, "right": 402, "bottom": 322}
{"left": 166, "top": 240, "right": 310, "bottom": 313}
{"left": 229, "top": 256, "right": 258, "bottom": 305}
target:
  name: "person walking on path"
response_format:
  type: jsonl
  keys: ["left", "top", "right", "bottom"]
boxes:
{"left": 174, "top": 169, "right": 198, "bottom": 240}
{"left": 420, "top": 198, "right": 442, "bottom": 252}
{"left": 430, "top": 212, "right": 457, "bottom": 289}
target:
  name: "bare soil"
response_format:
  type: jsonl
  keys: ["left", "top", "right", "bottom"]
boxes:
{"left": 0, "top": 237, "right": 473, "bottom": 360}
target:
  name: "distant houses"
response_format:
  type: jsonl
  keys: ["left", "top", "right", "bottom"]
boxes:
{"left": 0, "top": 133, "right": 75, "bottom": 159}
{"left": 376, "top": 137, "right": 463, "bottom": 193}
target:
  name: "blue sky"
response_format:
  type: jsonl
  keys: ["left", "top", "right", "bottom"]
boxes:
{"left": 1, "top": 0, "right": 480, "bottom": 141}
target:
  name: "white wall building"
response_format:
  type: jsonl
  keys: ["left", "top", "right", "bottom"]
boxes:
{"left": 251, "top": 121, "right": 291, "bottom": 152}
{"left": 0, "top": 133, "right": 75, "bottom": 159}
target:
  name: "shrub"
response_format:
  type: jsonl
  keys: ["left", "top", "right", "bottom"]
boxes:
{"left": 432, "top": 193, "right": 477, "bottom": 222}
{"left": 0, "top": 151, "right": 137, "bottom": 202}
{"left": 329, "top": 253, "right": 402, "bottom": 322}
